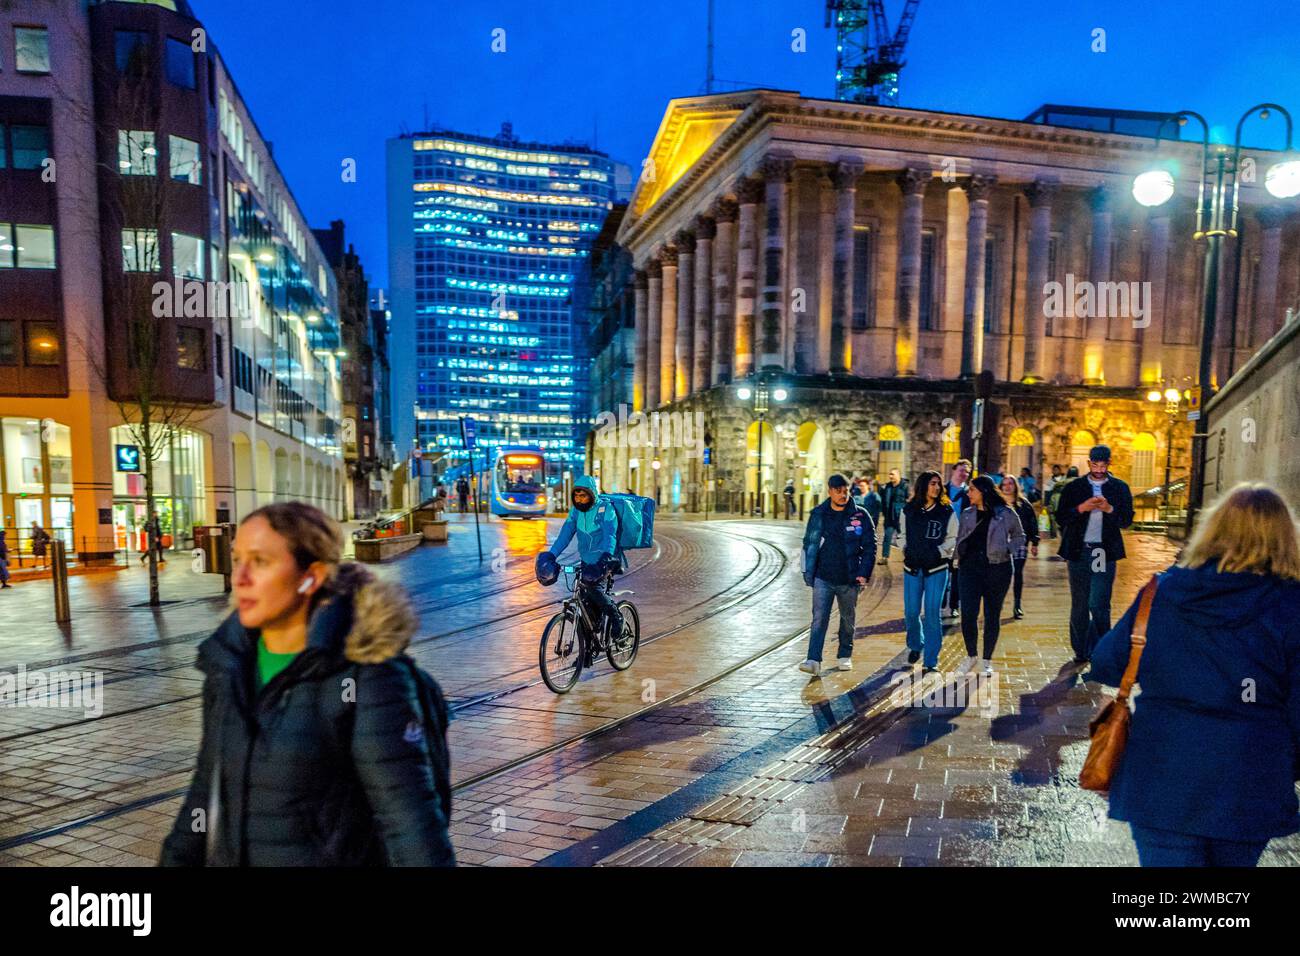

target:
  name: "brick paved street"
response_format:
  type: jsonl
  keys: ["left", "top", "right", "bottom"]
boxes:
{"left": 3, "top": 520, "right": 1298, "bottom": 867}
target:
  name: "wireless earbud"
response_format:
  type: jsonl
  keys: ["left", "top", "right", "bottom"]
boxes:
{"left": 297, "top": 576, "right": 315, "bottom": 595}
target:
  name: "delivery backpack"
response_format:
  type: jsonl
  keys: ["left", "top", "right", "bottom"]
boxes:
{"left": 605, "top": 493, "right": 656, "bottom": 550}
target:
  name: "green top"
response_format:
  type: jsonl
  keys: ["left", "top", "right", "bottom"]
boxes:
{"left": 256, "top": 637, "right": 299, "bottom": 690}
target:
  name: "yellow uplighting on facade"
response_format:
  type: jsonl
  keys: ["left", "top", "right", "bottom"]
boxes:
{"left": 633, "top": 110, "right": 742, "bottom": 216}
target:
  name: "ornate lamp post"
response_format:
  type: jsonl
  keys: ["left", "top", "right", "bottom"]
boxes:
{"left": 1132, "top": 104, "right": 1300, "bottom": 533}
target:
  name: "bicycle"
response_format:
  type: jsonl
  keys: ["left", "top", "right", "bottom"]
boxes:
{"left": 538, "top": 563, "right": 640, "bottom": 694}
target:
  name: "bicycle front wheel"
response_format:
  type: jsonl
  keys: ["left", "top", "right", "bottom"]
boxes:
{"left": 539, "top": 609, "right": 582, "bottom": 693}
{"left": 605, "top": 600, "right": 640, "bottom": 670}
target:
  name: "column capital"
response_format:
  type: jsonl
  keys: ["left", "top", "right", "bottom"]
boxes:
{"left": 694, "top": 215, "right": 717, "bottom": 241}
{"left": 897, "top": 167, "right": 931, "bottom": 197}
{"left": 760, "top": 153, "right": 796, "bottom": 182}
{"left": 736, "top": 176, "right": 766, "bottom": 206}
{"left": 658, "top": 244, "right": 679, "bottom": 266}
{"left": 1256, "top": 204, "right": 1289, "bottom": 229}
{"left": 1089, "top": 184, "right": 1114, "bottom": 213}
{"left": 962, "top": 174, "right": 997, "bottom": 202}
{"left": 675, "top": 229, "right": 697, "bottom": 253}
{"left": 712, "top": 197, "right": 739, "bottom": 223}
{"left": 1025, "top": 180, "right": 1059, "bottom": 208}
{"left": 830, "top": 159, "right": 865, "bottom": 189}
{"left": 634, "top": 269, "right": 649, "bottom": 290}
{"left": 647, "top": 259, "right": 662, "bottom": 279}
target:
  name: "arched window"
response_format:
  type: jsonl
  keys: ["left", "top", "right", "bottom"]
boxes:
{"left": 1007, "top": 427, "right": 1035, "bottom": 477}
{"left": 1130, "top": 432, "right": 1157, "bottom": 491}
{"left": 1069, "top": 430, "right": 1096, "bottom": 474}
{"left": 941, "top": 423, "right": 961, "bottom": 466}
{"left": 877, "top": 424, "right": 905, "bottom": 480}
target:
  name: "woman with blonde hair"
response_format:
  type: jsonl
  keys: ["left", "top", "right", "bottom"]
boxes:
{"left": 161, "top": 502, "right": 454, "bottom": 866}
{"left": 1087, "top": 482, "right": 1300, "bottom": 867}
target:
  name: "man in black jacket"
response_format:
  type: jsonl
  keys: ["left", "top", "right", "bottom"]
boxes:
{"left": 878, "top": 469, "right": 908, "bottom": 562}
{"left": 1054, "top": 445, "right": 1134, "bottom": 664}
{"left": 799, "top": 475, "right": 876, "bottom": 676}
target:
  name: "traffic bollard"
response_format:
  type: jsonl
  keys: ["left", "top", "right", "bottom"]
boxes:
{"left": 51, "top": 538, "right": 71, "bottom": 623}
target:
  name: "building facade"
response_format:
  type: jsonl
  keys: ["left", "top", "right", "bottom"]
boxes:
{"left": 585, "top": 203, "right": 635, "bottom": 421}
{"left": 590, "top": 90, "right": 1300, "bottom": 513}
{"left": 0, "top": 0, "right": 347, "bottom": 560}
{"left": 385, "top": 123, "right": 617, "bottom": 484}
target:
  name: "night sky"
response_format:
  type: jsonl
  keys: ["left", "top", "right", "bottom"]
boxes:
{"left": 196, "top": 0, "right": 1300, "bottom": 288}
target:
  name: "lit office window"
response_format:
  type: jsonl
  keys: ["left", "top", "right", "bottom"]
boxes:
{"left": 171, "top": 232, "right": 204, "bottom": 279}
{"left": 14, "top": 225, "right": 56, "bottom": 269}
{"left": 118, "top": 130, "right": 157, "bottom": 175}
{"left": 25, "top": 323, "right": 61, "bottom": 365}
{"left": 165, "top": 37, "right": 195, "bottom": 88}
{"left": 168, "top": 135, "right": 201, "bottom": 184}
{"left": 15, "top": 27, "right": 51, "bottom": 73}
{"left": 12, "top": 125, "right": 49, "bottom": 169}
{"left": 122, "top": 228, "right": 160, "bottom": 272}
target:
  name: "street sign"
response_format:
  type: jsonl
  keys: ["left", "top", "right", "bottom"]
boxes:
{"left": 115, "top": 445, "right": 140, "bottom": 472}
{"left": 703, "top": 447, "right": 712, "bottom": 465}
{"left": 460, "top": 416, "right": 477, "bottom": 449}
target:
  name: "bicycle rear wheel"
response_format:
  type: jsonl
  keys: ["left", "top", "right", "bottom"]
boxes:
{"left": 539, "top": 609, "right": 583, "bottom": 693}
{"left": 605, "top": 600, "right": 640, "bottom": 670}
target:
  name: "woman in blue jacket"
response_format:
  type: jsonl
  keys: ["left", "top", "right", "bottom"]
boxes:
{"left": 1088, "top": 483, "right": 1300, "bottom": 866}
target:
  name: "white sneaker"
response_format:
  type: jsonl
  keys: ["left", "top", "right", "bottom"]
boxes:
{"left": 982, "top": 660, "right": 995, "bottom": 677}
{"left": 955, "top": 656, "right": 978, "bottom": 676}
{"left": 798, "top": 660, "right": 821, "bottom": 676}
{"left": 836, "top": 658, "right": 853, "bottom": 671}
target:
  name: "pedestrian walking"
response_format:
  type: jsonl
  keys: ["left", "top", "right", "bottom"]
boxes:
{"left": 783, "top": 480, "right": 796, "bottom": 518}
{"left": 0, "top": 528, "right": 11, "bottom": 588}
{"left": 854, "top": 477, "right": 882, "bottom": 530}
{"left": 29, "top": 521, "right": 50, "bottom": 570}
{"left": 456, "top": 476, "right": 470, "bottom": 513}
{"left": 898, "top": 470, "right": 957, "bottom": 674}
{"left": 139, "top": 511, "right": 166, "bottom": 565}
{"left": 1087, "top": 483, "right": 1300, "bottom": 867}
{"left": 944, "top": 459, "right": 972, "bottom": 619}
{"left": 1054, "top": 445, "right": 1134, "bottom": 664}
{"left": 798, "top": 474, "right": 876, "bottom": 676}
{"left": 160, "top": 502, "right": 454, "bottom": 866}
{"left": 1042, "top": 464, "right": 1065, "bottom": 537}
{"left": 953, "top": 475, "right": 1025, "bottom": 676}
{"left": 1018, "top": 467, "right": 1040, "bottom": 503}
{"left": 1000, "top": 474, "right": 1040, "bottom": 618}
{"left": 878, "top": 468, "right": 908, "bottom": 562}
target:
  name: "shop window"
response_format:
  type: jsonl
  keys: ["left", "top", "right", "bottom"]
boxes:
{"left": 122, "top": 228, "right": 160, "bottom": 272}
{"left": 165, "top": 37, "right": 195, "bottom": 89}
{"left": 2, "top": 418, "right": 45, "bottom": 495}
{"left": 0, "top": 321, "right": 16, "bottom": 365}
{"left": 177, "top": 326, "right": 205, "bottom": 370}
{"left": 12, "top": 125, "right": 49, "bottom": 169}
{"left": 15, "top": 27, "right": 51, "bottom": 73}
{"left": 118, "top": 130, "right": 156, "bottom": 175}
{"left": 114, "top": 30, "right": 151, "bottom": 74}
{"left": 169, "top": 135, "right": 201, "bottom": 184}
{"left": 25, "top": 323, "right": 60, "bottom": 365}
{"left": 171, "top": 232, "right": 204, "bottom": 279}
{"left": 14, "top": 224, "right": 55, "bottom": 269}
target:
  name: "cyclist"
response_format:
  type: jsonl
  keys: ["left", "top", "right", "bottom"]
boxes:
{"left": 538, "top": 476, "right": 623, "bottom": 661}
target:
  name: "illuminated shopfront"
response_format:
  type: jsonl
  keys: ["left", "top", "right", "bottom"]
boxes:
{"left": 0, "top": 417, "right": 74, "bottom": 551}
{"left": 110, "top": 425, "right": 207, "bottom": 553}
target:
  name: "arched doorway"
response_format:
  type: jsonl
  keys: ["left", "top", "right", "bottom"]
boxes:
{"left": 941, "top": 422, "right": 961, "bottom": 468}
{"left": 795, "top": 421, "right": 828, "bottom": 513}
{"left": 1130, "top": 432, "right": 1157, "bottom": 491}
{"left": 877, "top": 424, "right": 905, "bottom": 481}
{"left": 232, "top": 433, "right": 253, "bottom": 521}
{"left": 1007, "top": 427, "right": 1035, "bottom": 479}
{"left": 255, "top": 440, "right": 273, "bottom": 506}
{"left": 1069, "top": 429, "right": 1096, "bottom": 474}
{"left": 273, "top": 448, "right": 289, "bottom": 500}
{"left": 745, "top": 421, "right": 776, "bottom": 502}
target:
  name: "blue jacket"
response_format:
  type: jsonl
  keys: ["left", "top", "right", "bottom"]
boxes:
{"left": 1087, "top": 563, "right": 1300, "bottom": 842}
{"left": 549, "top": 476, "right": 620, "bottom": 568}
{"left": 802, "top": 499, "right": 876, "bottom": 587}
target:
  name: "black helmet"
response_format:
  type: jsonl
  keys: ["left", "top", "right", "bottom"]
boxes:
{"left": 535, "top": 551, "right": 559, "bottom": 586}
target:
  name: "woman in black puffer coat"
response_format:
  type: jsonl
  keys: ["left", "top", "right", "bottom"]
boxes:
{"left": 160, "top": 502, "right": 454, "bottom": 867}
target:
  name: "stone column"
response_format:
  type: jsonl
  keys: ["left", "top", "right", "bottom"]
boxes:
{"left": 632, "top": 269, "right": 648, "bottom": 411}
{"left": 692, "top": 216, "right": 714, "bottom": 393}
{"left": 711, "top": 198, "right": 738, "bottom": 386}
{"left": 733, "top": 177, "right": 764, "bottom": 378}
{"left": 895, "top": 167, "right": 929, "bottom": 377}
{"left": 674, "top": 231, "right": 695, "bottom": 401}
{"left": 960, "top": 175, "right": 995, "bottom": 377}
{"left": 1139, "top": 209, "right": 1171, "bottom": 386}
{"left": 815, "top": 170, "right": 835, "bottom": 374}
{"left": 645, "top": 259, "right": 662, "bottom": 409}
{"left": 658, "top": 244, "right": 678, "bottom": 406}
{"left": 760, "top": 155, "right": 794, "bottom": 370}
{"left": 830, "top": 160, "right": 862, "bottom": 374}
{"left": 1022, "top": 180, "right": 1057, "bottom": 383}
{"left": 1082, "top": 186, "right": 1112, "bottom": 385}
{"left": 1255, "top": 205, "right": 1286, "bottom": 342}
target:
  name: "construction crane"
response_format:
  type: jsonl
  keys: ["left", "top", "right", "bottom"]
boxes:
{"left": 825, "top": 0, "right": 920, "bottom": 106}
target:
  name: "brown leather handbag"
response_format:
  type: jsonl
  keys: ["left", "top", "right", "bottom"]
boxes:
{"left": 1079, "top": 575, "right": 1158, "bottom": 793}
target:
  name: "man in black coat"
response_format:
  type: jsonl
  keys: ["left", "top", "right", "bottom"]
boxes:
{"left": 878, "top": 469, "right": 909, "bottom": 563}
{"left": 1054, "top": 444, "right": 1134, "bottom": 664}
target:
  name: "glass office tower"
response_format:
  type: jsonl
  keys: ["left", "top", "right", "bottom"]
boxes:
{"left": 386, "top": 125, "right": 615, "bottom": 481}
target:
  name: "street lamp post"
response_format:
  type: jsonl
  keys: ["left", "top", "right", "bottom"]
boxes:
{"left": 736, "top": 373, "right": 788, "bottom": 517}
{"left": 1133, "top": 104, "right": 1300, "bottom": 534}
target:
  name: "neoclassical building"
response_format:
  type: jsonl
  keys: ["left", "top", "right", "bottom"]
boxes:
{"left": 587, "top": 90, "right": 1300, "bottom": 514}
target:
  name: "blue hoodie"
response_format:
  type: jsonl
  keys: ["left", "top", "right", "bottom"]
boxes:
{"left": 548, "top": 476, "right": 620, "bottom": 567}
{"left": 1088, "top": 563, "right": 1300, "bottom": 842}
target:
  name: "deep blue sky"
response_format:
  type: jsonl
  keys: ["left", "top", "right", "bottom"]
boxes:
{"left": 196, "top": 0, "right": 1300, "bottom": 288}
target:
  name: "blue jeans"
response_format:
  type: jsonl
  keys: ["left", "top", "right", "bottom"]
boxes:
{"left": 806, "top": 578, "right": 860, "bottom": 662}
{"left": 903, "top": 567, "right": 948, "bottom": 668}
{"left": 1067, "top": 554, "right": 1118, "bottom": 660}
{"left": 881, "top": 524, "right": 898, "bottom": 557}
{"left": 1130, "top": 824, "right": 1267, "bottom": 867}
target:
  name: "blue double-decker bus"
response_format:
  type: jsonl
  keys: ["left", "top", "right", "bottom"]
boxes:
{"left": 488, "top": 446, "right": 548, "bottom": 518}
